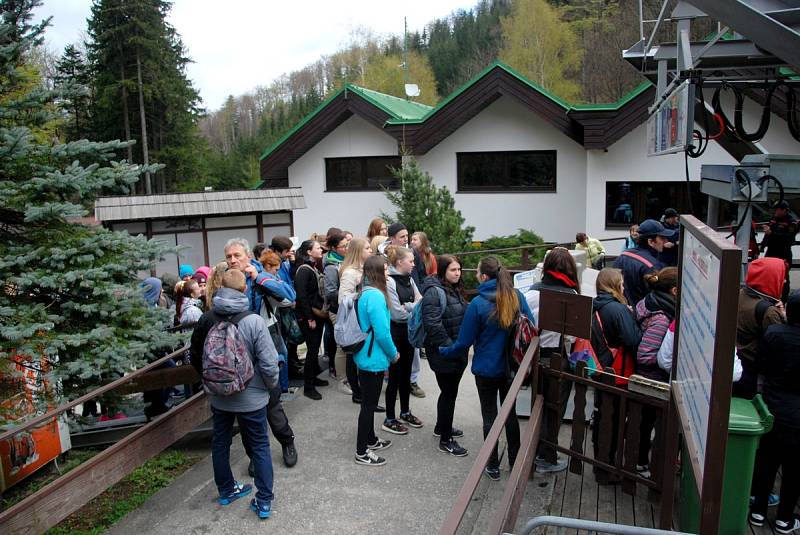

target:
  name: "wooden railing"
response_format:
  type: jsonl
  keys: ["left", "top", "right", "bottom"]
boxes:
{"left": 439, "top": 338, "right": 543, "bottom": 535}
{"left": 0, "top": 344, "right": 208, "bottom": 535}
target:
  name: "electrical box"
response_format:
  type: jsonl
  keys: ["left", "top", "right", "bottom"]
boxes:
{"left": 700, "top": 164, "right": 769, "bottom": 202}
{"left": 741, "top": 154, "right": 800, "bottom": 196}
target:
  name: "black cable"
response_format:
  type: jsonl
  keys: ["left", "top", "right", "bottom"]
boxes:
{"left": 684, "top": 150, "right": 695, "bottom": 215}
{"left": 687, "top": 78, "right": 710, "bottom": 158}
{"left": 773, "top": 82, "right": 800, "bottom": 142}
{"left": 734, "top": 82, "right": 773, "bottom": 142}
{"left": 728, "top": 169, "right": 753, "bottom": 239}
{"left": 757, "top": 174, "right": 785, "bottom": 209}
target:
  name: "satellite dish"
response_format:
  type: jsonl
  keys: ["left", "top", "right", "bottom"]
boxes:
{"left": 404, "top": 84, "right": 420, "bottom": 97}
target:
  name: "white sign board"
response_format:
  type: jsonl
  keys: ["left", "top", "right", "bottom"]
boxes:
{"left": 673, "top": 230, "right": 720, "bottom": 480}
{"left": 513, "top": 268, "right": 540, "bottom": 290}
{"left": 647, "top": 80, "right": 693, "bottom": 156}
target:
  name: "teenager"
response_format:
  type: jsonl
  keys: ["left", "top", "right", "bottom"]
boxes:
{"left": 353, "top": 255, "right": 397, "bottom": 466}
{"left": 205, "top": 262, "right": 229, "bottom": 310}
{"left": 440, "top": 256, "right": 534, "bottom": 480}
{"left": 192, "top": 266, "right": 211, "bottom": 299}
{"left": 293, "top": 239, "right": 329, "bottom": 400}
{"left": 749, "top": 291, "right": 800, "bottom": 533}
{"left": 613, "top": 219, "right": 670, "bottom": 305}
{"left": 624, "top": 225, "right": 639, "bottom": 251}
{"left": 338, "top": 237, "right": 373, "bottom": 404}
{"left": 366, "top": 217, "right": 388, "bottom": 241}
{"left": 382, "top": 245, "right": 424, "bottom": 434}
{"left": 411, "top": 231, "right": 438, "bottom": 276}
{"left": 524, "top": 247, "right": 580, "bottom": 474}
{"left": 575, "top": 232, "right": 606, "bottom": 270}
{"left": 174, "top": 279, "right": 203, "bottom": 326}
{"left": 422, "top": 254, "right": 469, "bottom": 456}
{"left": 634, "top": 266, "right": 678, "bottom": 476}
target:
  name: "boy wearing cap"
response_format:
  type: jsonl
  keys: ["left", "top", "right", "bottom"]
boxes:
{"left": 612, "top": 219, "right": 671, "bottom": 305}
{"left": 659, "top": 208, "right": 680, "bottom": 267}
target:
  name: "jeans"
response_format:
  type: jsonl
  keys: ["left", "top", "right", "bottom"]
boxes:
{"left": 346, "top": 352, "right": 361, "bottom": 398}
{"left": 299, "top": 319, "right": 324, "bottom": 389}
{"left": 751, "top": 421, "right": 800, "bottom": 521}
{"left": 323, "top": 318, "right": 337, "bottom": 373}
{"left": 475, "top": 375, "right": 520, "bottom": 470}
{"left": 267, "top": 384, "right": 294, "bottom": 446}
{"left": 212, "top": 406, "right": 274, "bottom": 503}
{"left": 434, "top": 370, "right": 463, "bottom": 442}
{"left": 386, "top": 331, "right": 413, "bottom": 420}
{"left": 357, "top": 370, "right": 384, "bottom": 455}
{"left": 411, "top": 349, "right": 421, "bottom": 384}
{"left": 279, "top": 361, "right": 289, "bottom": 392}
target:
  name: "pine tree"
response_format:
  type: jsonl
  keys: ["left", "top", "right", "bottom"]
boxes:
{"left": 0, "top": 0, "right": 180, "bottom": 416}
{"left": 383, "top": 159, "right": 474, "bottom": 254}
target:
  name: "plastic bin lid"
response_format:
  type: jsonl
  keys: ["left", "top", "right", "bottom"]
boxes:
{"left": 728, "top": 396, "right": 773, "bottom": 435}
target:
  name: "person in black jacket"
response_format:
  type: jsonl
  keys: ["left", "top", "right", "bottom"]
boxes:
{"left": 293, "top": 239, "right": 329, "bottom": 400}
{"left": 750, "top": 291, "right": 800, "bottom": 532}
{"left": 421, "top": 254, "right": 469, "bottom": 457}
{"left": 590, "top": 268, "right": 642, "bottom": 482}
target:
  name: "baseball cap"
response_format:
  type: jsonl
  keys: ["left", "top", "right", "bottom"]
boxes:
{"left": 664, "top": 208, "right": 679, "bottom": 218}
{"left": 637, "top": 219, "right": 675, "bottom": 238}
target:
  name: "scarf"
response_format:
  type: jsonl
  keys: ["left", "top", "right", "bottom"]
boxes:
{"left": 544, "top": 270, "right": 578, "bottom": 289}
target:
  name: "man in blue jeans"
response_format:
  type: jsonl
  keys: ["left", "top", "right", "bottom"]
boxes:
{"left": 190, "top": 269, "right": 279, "bottom": 519}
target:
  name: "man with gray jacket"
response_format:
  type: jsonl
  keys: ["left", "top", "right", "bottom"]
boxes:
{"left": 190, "top": 269, "right": 279, "bottom": 520}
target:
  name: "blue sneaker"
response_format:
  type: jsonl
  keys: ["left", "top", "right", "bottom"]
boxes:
{"left": 218, "top": 481, "right": 252, "bottom": 505}
{"left": 250, "top": 498, "right": 272, "bottom": 519}
{"left": 750, "top": 493, "right": 780, "bottom": 507}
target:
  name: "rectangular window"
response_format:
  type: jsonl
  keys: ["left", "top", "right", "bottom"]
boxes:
{"left": 325, "top": 156, "right": 401, "bottom": 191}
{"left": 605, "top": 181, "right": 709, "bottom": 228}
{"left": 457, "top": 151, "right": 557, "bottom": 192}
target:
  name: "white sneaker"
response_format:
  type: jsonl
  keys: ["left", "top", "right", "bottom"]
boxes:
{"left": 338, "top": 379, "right": 352, "bottom": 395}
{"left": 355, "top": 450, "right": 386, "bottom": 466}
{"left": 776, "top": 518, "right": 800, "bottom": 534}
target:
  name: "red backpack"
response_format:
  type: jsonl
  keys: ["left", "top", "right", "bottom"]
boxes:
{"left": 594, "top": 311, "right": 636, "bottom": 386}
{"left": 505, "top": 313, "right": 538, "bottom": 380}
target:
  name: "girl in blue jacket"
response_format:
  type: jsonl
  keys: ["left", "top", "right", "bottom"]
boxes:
{"left": 440, "top": 256, "right": 533, "bottom": 480}
{"left": 353, "top": 255, "right": 398, "bottom": 467}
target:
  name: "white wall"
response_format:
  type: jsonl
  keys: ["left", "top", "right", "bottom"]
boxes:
{"left": 288, "top": 115, "right": 398, "bottom": 239}
{"left": 416, "top": 96, "right": 589, "bottom": 242}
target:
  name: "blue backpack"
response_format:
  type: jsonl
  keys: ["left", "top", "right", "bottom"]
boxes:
{"left": 408, "top": 287, "right": 447, "bottom": 349}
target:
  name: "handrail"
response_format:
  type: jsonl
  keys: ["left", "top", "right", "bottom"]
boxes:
{"left": 439, "top": 337, "right": 540, "bottom": 535}
{"left": 0, "top": 344, "right": 190, "bottom": 442}
{"left": 452, "top": 236, "right": 628, "bottom": 258}
{"left": 514, "top": 515, "right": 696, "bottom": 535}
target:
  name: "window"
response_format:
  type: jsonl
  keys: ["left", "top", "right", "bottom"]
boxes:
{"left": 325, "top": 156, "right": 401, "bottom": 191}
{"left": 457, "top": 151, "right": 557, "bottom": 192}
{"left": 605, "top": 181, "right": 709, "bottom": 228}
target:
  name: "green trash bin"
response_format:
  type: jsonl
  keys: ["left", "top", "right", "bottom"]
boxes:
{"left": 678, "top": 394, "right": 774, "bottom": 535}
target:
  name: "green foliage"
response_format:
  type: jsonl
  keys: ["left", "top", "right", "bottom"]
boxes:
{"left": 360, "top": 51, "right": 439, "bottom": 106}
{"left": 382, "top": 159, "right": 474, "bottom": 254}
{"left": 0, "top": 1, "right": 182, "bottom": 412}
{"left": 53, "top": 44, "right": 91, "bottom": 141}
{"left": 459, "top": 229, "right": 547, "bottom": 288}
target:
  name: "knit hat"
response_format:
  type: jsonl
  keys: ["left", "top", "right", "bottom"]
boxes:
{"left": 179, "top": 264, "right": 194, "bottom": 279}
{"left": 140, "top": 277, "right": 162, "bottom": 307}
{"left": 193, "top": 266, "right": 211, "bottom": 283}
{"left": 745, "top": 257, "right": 786, "bottom": 300}
{"left": 387, "top": 222, "right": 407, "bottom": 237}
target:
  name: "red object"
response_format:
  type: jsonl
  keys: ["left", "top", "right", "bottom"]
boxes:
{"left": 745, "top": 257, "right": 786, "bottom": 300}
{"left": 595, "top": 312, "right": 636, "bottom": 386}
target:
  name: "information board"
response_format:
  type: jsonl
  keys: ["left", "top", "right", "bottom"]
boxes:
{"left": 673, "top": 230, "right": 720, "bottom": 477}
{"left": 647, "top": 81, "right": 693, "bottom": 156}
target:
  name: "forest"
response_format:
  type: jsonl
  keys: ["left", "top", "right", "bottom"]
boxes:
{"left": 42, "top": 0, "right": 704, "bottom": 195}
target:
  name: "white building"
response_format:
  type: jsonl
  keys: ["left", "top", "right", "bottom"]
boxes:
{"left": 259, "top": 62, "right": 798, "bottom": 252}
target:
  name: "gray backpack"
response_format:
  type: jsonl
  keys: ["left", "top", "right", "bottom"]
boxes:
{"left": 201, "top": 311, "right": 255, "bottom": 396}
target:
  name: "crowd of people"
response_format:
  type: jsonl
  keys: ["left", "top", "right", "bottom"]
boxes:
{"left": 136, "top": 205, "right": 798, "bottom": 526}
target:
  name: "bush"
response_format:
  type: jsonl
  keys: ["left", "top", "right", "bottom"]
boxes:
{"left": 458, "top": 229, "right": 548, "bottom": 289}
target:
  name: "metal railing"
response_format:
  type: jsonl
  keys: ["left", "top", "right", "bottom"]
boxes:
{"left": 514, "top": 515, "right": 695, "bottom": 535}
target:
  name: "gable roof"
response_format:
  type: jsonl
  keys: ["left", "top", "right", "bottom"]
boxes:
{"left": 257, "top": 62, "right": 664, "bottom": 182}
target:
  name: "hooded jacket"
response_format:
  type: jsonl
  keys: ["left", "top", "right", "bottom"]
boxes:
{"left": 421, "top": 275, "right": 468, "bottom": 374}
{"left": 591, "top": 292, "right": 642, "bottom": 369}
{"left": 354, "top": 286, "right": 398, "bottom": 373}
{"left": 634, "top": 290, "right": 675, "bottom": 382}
{"left": 190, "top": 288, "right": 280, "bottom": 413}
{"left": 179, "top": 297, "right": 203, "bottom": 325}
{"left": 322, "top": 251, "right": 344, "bottom": 313}
{"left": 737, "top": 257, "right": 786, "bottom": 364}
{"left": 440, "top": 279, "right": 534, "bottom": 379}
{"left": 613, "top": 245, "right": 664, "bottom": 306}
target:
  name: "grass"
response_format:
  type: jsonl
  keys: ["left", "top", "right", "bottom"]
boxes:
{"left": 45, "top": 449, "right": 202, "bottom": 535}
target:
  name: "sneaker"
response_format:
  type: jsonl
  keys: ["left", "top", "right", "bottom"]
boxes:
{"left": 749, "top": 513, "right": 765, "bottom": 527}
{"left": 282, "top": 443, "right": 298, "bottom": 467}
{"left": 367, "top": 438, "right": 392, "bottom": 451}
{"left": 374, "top": 404, "right": 385, "bottom": 413}
{"left": 338, "top": 380, "right": 353, "bottom": 395}
{"left": 303, "top": 388, "right": 322, "bottom": 400}
{"left": 250, "top": 498, "right": 272, "bottom": 519}
{"left": 635, "top": 463, "right": 651, "bottom": 478}
{"left": 433, "top": 427, "right": 464, "bottom": 438}
{"left": 484, "top": 466, "right": 501, "bottom": 481}
{"left": 439, "top": 439, "right": 468, "bottom": 457}
{"left": 218, "top": 481, "right": 252, "bottom": 505}
{"left": 535, "top": 456, "right": 569, "bottom": 474}
{"left": 381, "top": 419, "right": 409, "bottom": 435}
{"left": 313, "top": 377, "right": 329, "bottom": 387}
{"left": 750, "top": 493, "right": 781, "bottom": 507}
{"left": 410, "top": 382, "right": 426, "bottom": 398}
{"left": 776, "top": 518, "right": 800, "bottom": 534}
{"left": 355, "top": 450, "right": 386, "bottom": 466}
{"left": 399, "top": 412, "right": 423, "bottom": 428}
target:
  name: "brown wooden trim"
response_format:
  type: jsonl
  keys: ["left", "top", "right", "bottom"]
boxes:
{"left": 0, "top": 393, "right": 210, "bottom": 535}
{"left": 201, "top": 216, "right": 209, "bottom": 266}
{"left": 256, "top": 213, "right": 263, "bottom": 243}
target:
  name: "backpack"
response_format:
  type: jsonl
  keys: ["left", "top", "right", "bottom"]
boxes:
{"left": 334, "top": 292, "right": 374, "bottom": 356}
{"left": 407, "top": 286, "right": 447, "bottom": 349}
{"left": 569, "top": 337, "right": 602, "bottom": 376}
{"left": 201, "top": 311, "right": 255, "bottom": 396}
{"left": 594, "top": 311, "right": 636, "bottom": 386}
{"left": 505, "top": 312, "right": 539, "bottom": 380}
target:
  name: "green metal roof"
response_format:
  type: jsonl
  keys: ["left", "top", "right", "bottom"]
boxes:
{"left": 348, "top": 85, "right": 433, "bottom": 120}
{"left": 569, "top": 82, "right": 653, "bottom": 111}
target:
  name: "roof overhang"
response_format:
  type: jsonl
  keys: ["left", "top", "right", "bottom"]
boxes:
{"left": 95, "top": 188, "right": 306, "bottom": 222}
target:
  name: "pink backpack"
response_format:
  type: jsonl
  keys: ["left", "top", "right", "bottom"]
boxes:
{"left": 202, "top": 311, "right": 255, "bottom": 396}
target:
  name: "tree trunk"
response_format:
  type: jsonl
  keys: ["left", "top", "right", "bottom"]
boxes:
{"left": 120, "top": 62, "right": 134, "bottom": 194}
{"left": 136, "top": 51, "right": 151, "bottom": 195}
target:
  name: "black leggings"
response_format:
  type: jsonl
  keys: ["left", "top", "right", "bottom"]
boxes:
{"left": 385, "top": 328, "right": 413, "bottom": 420}
{"left": 751, "top": 421, "right": 800, "bottom": 521}
{"left": 356, "top": 370, "right": 384, "bottom": 455}
{"left": 299, "top": 318, "right": 324, "bottom": 389}
{"left": 346, "top": 352, "right": 361, "bottom": 398}
{"left": 475, "top": 375, "right": 520, "bottom": 470}
{"left": 434, "top": 369, "right": 464, "bottom": 442}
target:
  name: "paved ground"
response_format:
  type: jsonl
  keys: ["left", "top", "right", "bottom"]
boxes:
{"left": 108, "top": 356, "right": 553, "bottom": 535}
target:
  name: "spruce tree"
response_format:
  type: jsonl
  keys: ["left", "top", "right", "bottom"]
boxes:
{"left": 0, "top": 0, "right": 179, "bottom": 418}
{"left": 54, "top": 43, "right": 92, "bottom": 141}
{"left": 383, "top": 159, "right": 474, "bottom": 254}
